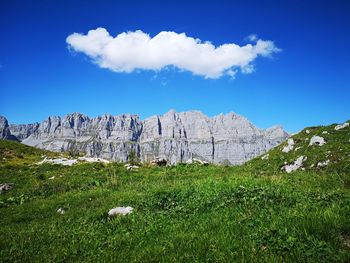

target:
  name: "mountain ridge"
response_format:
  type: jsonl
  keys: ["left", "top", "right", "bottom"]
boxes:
{"left": 0, "top": 110, "right": 288, "bottom": 165}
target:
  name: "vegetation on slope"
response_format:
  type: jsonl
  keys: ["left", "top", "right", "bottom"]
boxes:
{"left": 244, "top": 120, "right": 350, "bottom": 176}
{"left": 0, "top": 121, "right": 349, "bottom": 262}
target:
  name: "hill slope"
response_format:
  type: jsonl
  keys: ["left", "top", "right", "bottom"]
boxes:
{"left": 244, "top": 121, "right": 350, "bottom": 176}
{"left": 0, "top": 121, "right": 349, "bottom": 262}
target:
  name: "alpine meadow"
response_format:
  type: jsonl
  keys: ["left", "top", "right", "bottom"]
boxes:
{"left": 1, "top": 0, "right": 350, "bottom": 262}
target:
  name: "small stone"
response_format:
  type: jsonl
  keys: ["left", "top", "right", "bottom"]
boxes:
{"left": 335, "top": 122, "right": 349, "bottom": 131}
{"left": 187, "top": 158, "right": 209, "bottom": 165}
{"left": 126, "top": 165, "right": 139, "bottom": 171}
{"left": 261, "top": 154, "right": 269, "bottom": 160}
{"left": 305, "top": 130, "right": 310, "bottom": 134}
{"left": 78, "top": 157, "right": 110, "bottom": 163}
{"left": 0, "top": 183, "right": 14, "bottom": 193}
{"left": 282, "top": 138, "right": 295, "bottom": 153}
{"left": 108, "top": 206, "right": 133, "bottom": 217}
{"left": 294, "top": 146, "right": 301, "bottom": 151}
{"left": 317, "top": 160, "right": 330, "bottom": 167}
{"left": 151, "top": 157, "right": 167, "bottom": 166}
{"left": 57, "top": 208, "right": 65, "bottom": 214}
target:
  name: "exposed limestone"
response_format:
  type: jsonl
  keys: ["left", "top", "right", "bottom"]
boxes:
{"left": 124, "top": 164, "right": 139, "bottom": 171}
{"left": 261, "top": 154, "right": 269, "bottom": 160}
{"left": 186, "top": 158, "right": 209, "bottom": 165}
{"left": 108, "top": 206, "right": 133, "bottom": 217}
{"left": 9, "top": 123, "right": 39, "bottom": 140}
{"left": 2, "top": 111, "right": 289, "bottom": 165}
{"left": 317, "top": 160, "right": 330, "bottom": 167}
{"left": 282, "top": 138, "right": 294, "bottom": 153}
{"left": 309, "top": 136, "right": 326, "bottom": 146}
{"left": 57, "top": 208, "right": 65, "bottom": 214}
{"left": 335, "top": 122, "right": 349, "bottom": 131}
{"left": 0, "top": 183, "right": 14, "bottom": 194}
{"left": 0, "top": 116, "right": 17, "bottom": 141}
{"left": 37, "top": 157, "right": 78, "bottom": 166}
{"left": 151, "top": 157, "right": 167, "bottom": 166}
{"left": 281, "top": 156, "right": 307, "bottom": 173}
{"left": 78, "top": 157, "right": 110, "bottom": 163}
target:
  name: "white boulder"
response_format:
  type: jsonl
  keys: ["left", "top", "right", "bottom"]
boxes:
{"left": 78, "top": 157, "right": 110, "bottom": 163}
{"left": 281, "top": 156, "right": 307, "bottom": 173}
{"left": 309, "top": 136, "right": 326, "bottom": 146}
{"left": 261, "top": 154, "right": 269, "bottom": 160}
{"left": 186, "top": 158, "right": 209, "bottom": 165}
{"left": 335, "top": 122, "right": 349, "bottom": 131}
{"left": 124, "top": 163, "right": 139, "bottom": 171}
{"left": 282, "top": 138, "right": 295, "bottom": 153}
{"left": 57, "top": 208, "right": 65, "bottom": 214}
{"left": 108, "top": 206, "right": 133, "bottom": 217}
{"left": 37, "top": 157, "right": 78, "bottom": 166}
{"left": 317, "top": 160, "right": 330, "bottom": 167}
{"left": 0, "top": 183, "right": 14, "bottom": 193}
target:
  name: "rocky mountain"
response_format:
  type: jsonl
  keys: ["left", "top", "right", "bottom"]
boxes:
{"left": 1, "top": 110, "right": 288, "bottom": 165}
{"left": 0, "top": 116, "right": 18, "bottom": 141}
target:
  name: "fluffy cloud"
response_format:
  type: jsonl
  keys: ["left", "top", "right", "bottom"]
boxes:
{"left": 66, "top": 28, "right": 280, "bottom": 79}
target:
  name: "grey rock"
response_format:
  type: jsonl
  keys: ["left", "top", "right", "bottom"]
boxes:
{"left": 108, "top": 206, "right": 133, "bottom": 217}
{"left": 309, "top": 136, "right": 326, "bottom": 146}
{"left": 0, "top": 116, "right": 17, "bottom": 141}
{"left": 36, "top": 157, "right": 78, "bottom": 166}
{"left": 151, "top": 157, "right": 167, "bottom": 166}
{"left": 282, "top": 138, "right": 294, "bottom": 153}
{"left": 0, "top": 183, "right": 14, "bottom": 193}
{"left": 281, "top": 156, "right": 307, "bottom": 173}
{"left": 335, "top": 122, "right": 349, "bottom": 131}
{"left": 2, "top": 110, "right": 289, "bottom": 165}
{"left": 317, "top": 159, "right": 330, "bottom": 167}
{"left": 9, "top": 123, "right": 39, "bottom": 140}
{"left": 57, "top": 208, "right": 65, "bottom": 214}
{"left": 124, "top": 163, "right": 139, "bottom": 171}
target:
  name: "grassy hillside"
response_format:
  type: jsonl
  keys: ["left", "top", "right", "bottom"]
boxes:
{"left": 244, "top": 120, "right": 350, "bottom": 176}
{"left": 0, "top": 122, "right": 349, "bottom": 262}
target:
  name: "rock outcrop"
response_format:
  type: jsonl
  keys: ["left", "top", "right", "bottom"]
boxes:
{"left": 2, "top": 110, "right": 289, "bottom": 165}
{"left": 9, "top": 123, "right": 39, "bottom": 141}
{"left": 0, "top": 116, "right": 17, "bottom": 141}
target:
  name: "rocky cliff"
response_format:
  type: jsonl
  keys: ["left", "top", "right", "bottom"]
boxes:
{"left": 2, "top": 110, "right": 288, "bottom": 165}
{"left": 0, "top": 116, "right": 18, "bottom": 141}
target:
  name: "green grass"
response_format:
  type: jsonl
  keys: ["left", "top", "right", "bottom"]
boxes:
{"left": 0, "top": 121, "right": 349, "bottom": 262}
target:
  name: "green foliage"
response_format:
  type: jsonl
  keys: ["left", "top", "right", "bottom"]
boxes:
{"left": 244, "top": 120, "right": 350, "bottom": 176}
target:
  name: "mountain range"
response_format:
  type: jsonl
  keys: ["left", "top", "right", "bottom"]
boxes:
{"left": 0, "top": 110, "right": 288, "bottom": 165}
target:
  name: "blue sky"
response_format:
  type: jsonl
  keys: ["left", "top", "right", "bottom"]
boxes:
{"left": 0, "top": 0, "right": 349, "bottom": 133}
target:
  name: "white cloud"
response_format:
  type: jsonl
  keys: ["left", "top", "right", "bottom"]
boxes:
{"left": 66, "top": 28, "right": 280, "bottom": 79}
{"left": 247, "top": 34, "right": 258, "bottom": 42}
